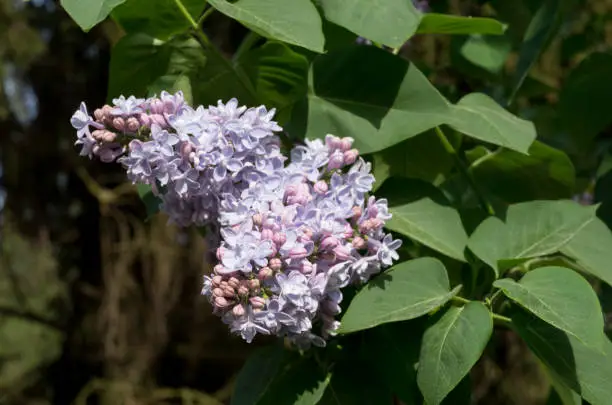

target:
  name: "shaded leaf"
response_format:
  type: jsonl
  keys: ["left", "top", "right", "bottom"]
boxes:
{"left": 417, "top": 14, "right": 506, "bottom": 35}
{"left": 561, "top": 217, "right": 612, "bottom": 287}
{"left": 112, "top": 0, "right": 206, "bottom": 40}
{"left": 494, "top": 266, "right": 604, "bottom": 348}
{"left": 339, "top": 258, "right": 461, "bottom": 334}
{"left": 208, "top": 0, "right": 325, "bottom": 52}
{"left": 61, "top": 0, "right": 126, "bottom": 31}
{"left": 460, "top": 35, "right": 512, "bottom": 74}
{"left": 318, "top": 0, "right": 421, "bottom": 48}
{"left": 468, "top": 200, "right": 597, "bottom": 275}
{"left": 231, "top": 345, "right": 287, "bottom": 405}
{"left": 417, "top": 302, "right": 492, "bottom": 405}
{"left": 469, "top": 141, "right": 576, "bottom": 203}
{"left": 512, "top": 308, "right": 612, "bottom": 405}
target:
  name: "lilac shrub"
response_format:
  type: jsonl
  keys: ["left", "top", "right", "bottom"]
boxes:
{"left": 70, "top": 94, "right": 401, "bottom": 347}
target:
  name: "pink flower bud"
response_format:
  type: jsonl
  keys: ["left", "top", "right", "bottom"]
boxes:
{"left": 150, "top": 99, "right": 164, "bottom": 114}
{"left": 101, "top": 105, "right": 113, "bottom": 121}
{"left": 352, "top": 236, "right": 366, "bottom": 250}
{"left": 284, "top": 184, "right": 298, "bottom": 197}
{"left": 237, "top": 285, "right": 249, "bottom": 296}
{"left": 273, "top": 232, "right": 286, "bottom": 246}
{"left": 314, "top": 180, "right": 328, "bottom": 194}
{"left": 212, "top": 275, "right": 223, "bottom": 286}
{"left": 216, "top": 248, "right": 224, "bottom": 261}
{"left": 223, "top": 286, "right": 236, "bottom": 298}
{"left": 333, "top": 245, "right": 352, "bottom": 261}
{"left": 247, "top": 279, "right": 260, "bottom": 290}
{"left": 214, "top": 296, "right": 230, "bottom": 308}
{"left": 300, "top": 260, "right": 314, "bottom": 275}
{"left": 212, "top": 288, "right": 225, "bottom": 297}
{"left": 252, "top": 213, "right": 263, "bottom": 226}
{"left": 91, "top": 130, "right": 105, "bottom": 141}
{"left": 228, "top": 277, "right": 240, "bottom": 289}
{"left": 269, "top": 258, "right": 282, "bottom": 271}
{"left": 232, "top": 304, "right": 246, "bottom": 317}
{"left": 220, "top": 281, "right": 229, "bottom": 288}
{"left": 180, "top": 141, "right": 193, "bottom": 158}
{"left": 319, "top": 252, "right": 336, "bottom": 262}
{"left": 320, "top": 236, "right": 339, "bottom": 251}
{"left": 138, "top": 113, "right": 152, "bottom": 127}
{"left": 343, "top": 223, "right": 354, "bottom": 239}
{"left": 258, "top": 267, "right": 273, "bottom": 280}
{"left": 150, "top": 114, "right": 167, "bottom": 127}
{"left": 340, "top": 137, "right": 354, "bottom": 151}
{"left": 112, "top": 117, "right": 125, "bottom": 131}
{"left": 94, "top": 108, "right": 104, "bottom": 121}
{"left": 249, "top": 296, "right": 266, "bottom": 309}
{"left": 261, "top": 228, "right": 274, "bottom": 241}
{"left": 328, "top": 150, "right": 345, "bottom": 170}
{"left": 126, "top": 117, "right": 140, "bottom": 132}
{"left": 325, "top": 134, "right": 342, "bottom": 150}
{"left": 302, "top": 227, "right": 314, "bottom": 241}
{"left": 352, "top": 206, "right": 363, "bottom": 219}
{"left": 343, "top": 149, "right": 359, "bottom": 165}
{"left": 289, "top": 247, "right": 309, "bottom": 260}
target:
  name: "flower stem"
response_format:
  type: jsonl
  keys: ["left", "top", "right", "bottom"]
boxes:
{"left": 434, "top": 126, "right": 495, "bottom": 216}
{"left": 491, "top": 312, "right": 512, "bottom": 326}
{"left": 451, "top": 295, "right": 470, "bottom": 305}
{"left": 197, "top": 4, "right": 215, "bottom": 26}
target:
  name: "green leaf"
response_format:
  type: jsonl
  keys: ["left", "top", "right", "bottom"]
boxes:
{"left": 469, "top": 141, "right": 576, "bottom": 203}
{"left": 417, "top": 302, "right": 492, "bottom": 405}
{"left": 447, "top": 92, "right": 537, "bottom": 154}
{"left": 494, "top": 267, "right": 604, "bottom": 348}
{"left": 561, "top": 218, "right": 612, "bottom": 287}
{"left": 136, "top": 184, "right": 161, "bottom": 219}
{"left": 108, "top": 34, "right": 204, "bottom": 100}
{"left": 509, "top": 0, "right": 576, "bottom": 102}
{"left": 339, "top": 258, "right": 461, "bottom": 334}
{"left": 460, "top": 35, "right": 512, "bottom": 74}
{"left": 378, "top": 178, "right": 469, "bottom": 261}
{"left": 468, "top": 200, "right": 597, "bottom": 275}
{"left": 258, "top": 356, "right": 331, "bottom": 405}
{"left": 60, "top": 0, "right": 126, "bottom": 31}
{"left": 417, "top": 14, "right": 506, "bottom": 35}
{"left": 112, "top": 0, "right": 206, "bottom": 40}
{"left": 558, "top": 53, "right": 612, "bottom": 152}
{"left": 237, "top": 42, "right": 309, "bottom": 122}
{"left": 370, "top": 130, "right": 454, "bottom": 189}
{"left": 319, "top": 359, "right": 393, "bottom": 405}
{"left": 512, "top": 308, "right": 612, "bottom": 405}
{"left": 207, "top": 0, "right": 325, "bottom": 53}
{"left": 295, "top": 46, "right": 451, "bottom": 154}
{"left": 364, "top": 320, "right": 426, "bottom": 405}
{"left": 318, "top": 0, "right": 421, "bottom": 48}
{"left": 231, "top": 345, "right": 287, "bottom": 405}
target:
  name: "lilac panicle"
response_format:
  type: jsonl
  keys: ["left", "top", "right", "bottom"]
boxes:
{"left": 70, "top": 94, "right": 401, "bottom": 348}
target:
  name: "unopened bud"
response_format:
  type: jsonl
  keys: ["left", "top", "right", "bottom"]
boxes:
{"left": 340, "top": 137, "right": 354, "bottom": 151}
{"left": 214, "top": 296, "right": 229, "bottom": 308}
{"left": 328, "top": 150, "right": 345, "bottom": 170}
{"left": 343, "top": 149, "right": 359, "bottom": 165}
{"left": 138, "top": 113, "right": 151, "bottom": 127}
{"left": 269, "top": 258, "right": 282, "bottom": 271}
{"left": 223, "top": 286, "right": 236, "bottom": 298}
{"left": 352, "top": 236, "right": 366, "bottom": 250}
{"left": 258, "top": 267, "right": 273, "bottom": 280}
{"left": 333, "top": 245, "right": 352, "bottom": 261}
{"left": 352, "top": 206, "right": 363, "bottom": 219}
{"left": 91, "top": 129, "right": 105, "bottom": 141}
{"left": 126, "top": 117, "right": 140, "bottom": 132}
{"left": 325, "top": 134, "right": 342, "bottom": 150}
{"left": 301, "top": 260, "right": 314, "bottom": 275}
{"left": 314, "top": 180, "right": 328, "bottom": 194}
{"left": 237, "top": 285, "right": 249, "bottom": 296}
{"left": 150, "top": 113, "right": 167, "bottom": 127}
{"left": 94, "top": 108, "right": 104, "bottom": 121}
{"left": 289, "top": 247, "right": 309, "bottom": 260}
{"left": 112, "top": 117, "right": 125, "bottom": 132}
{"left": 212, "top": 288, "right": 225, "bottom": 297}
{"left": 102, "top": 131, "right": 117, "bottom": 143}
{"left": 150, "top": 99, "right": 164, "bottom": 114}
{"left": 247, "top": 279, "right": 260, "bottom": 290}
{"left": 228, "top": 277, "right": 240, "bottom": 289}
{"left": 320, "top": 236, "right": 339, "bottom": 251}
{"left": 273, "top": 232, "right": 286, "bottom": 246}
{"left": 252, "top": 213, "right": 263, "bottom": 227}
{"left": 232, "top": 304, "right": 246, "bottom": 317}
{"left": 261, "top": 228, "right": 274, "bottom": 241}
{"left": 249, "top": 296, "right": 266, "bottom": 309}
{"left": 212, "top": 275, "right": 223, "bottom": 286}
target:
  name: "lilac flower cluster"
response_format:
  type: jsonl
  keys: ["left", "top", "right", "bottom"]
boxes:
{"left": 202, "top": 135, "right": 402, "bottom": 347}
{"left": 70, "top": 95, "right": 401, "bottom": 347}
{"left": 70, "top": 92, "right": 283, "bottom": 227}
